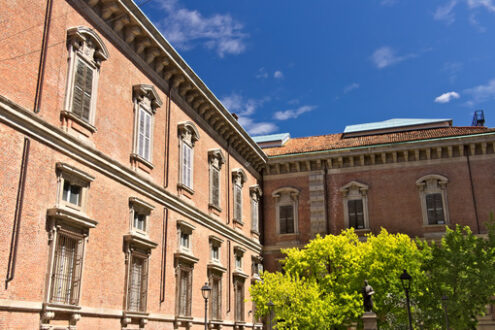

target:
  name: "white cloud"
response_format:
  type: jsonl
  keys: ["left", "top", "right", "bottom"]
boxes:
{"left": 434, "top": 91, "right": 460, "bottom": 103}
{"left": 273, "top": 105, "right": 316, "bottom": 121}
{"left": 434, "top": 1, "right": 458, "bottom": 24}
{"left": 464, "top": 79, "right": 495, "bottom": 105}
{"left": 255, "top": 67, "right": 268, "bottom": 79}
{"left": 467, "top": 0, "right": 495, "bottom": 12}
{"left": 220, "top": 93, "right": 277, "bottom": 135}
{"left": 154, "top": 0, "right": 247, "bottom": 57}
{"left": 273, "top": 70, "right": 284, "bottom": 79}
{"left": 371, "top": 46, "right": 417, "bottom": 69}
{"left": 343, "top": 82, "right": 360, "bottom": 94}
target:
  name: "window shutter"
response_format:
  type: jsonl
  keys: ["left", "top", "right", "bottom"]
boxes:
{"left": 138, "top": 109, "right": 145, "bottom": 158}
{"left": 144, "top": 111, "right": 151, "bottom": 160}
{"left": 434, "top": 193, "right": 445, "bottom": 223}
{"left": 72, "top": 60, "right": 93, "bottom": 121}
{"left": 211, "top": 167, "right": 220, "bottom": 207}
{"left": 426, "top": 194, "right": 436, "bottom": 224}
{"left": 348, "top": 200, "right": 357, "bottom": 228}
{"left": 179, "top": 270, "right": 188, "bottom": 316}
{"left": 187, "top": 269, "right": 193, "bottom": 316}
{"left": 140, "top": 257, "right": 149, "bottom": 312}
{"left": 235, "top": 185, "right": 242, "bottom": 221}
{"left": 70, "top": 237, "right": 85, "bottom": 305}
{"left": 251, "top": 199, "right": 259, "bottom": 232}
{"left": 355, "top": 200, "right": 364, "bottom": 229}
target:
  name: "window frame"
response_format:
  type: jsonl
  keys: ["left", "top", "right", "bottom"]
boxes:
{"left": 416, "top": 174, "right": 449, "bottom": 226}
{"left": 178, "top": 121, "right": 200, "bottom": 193}
{"left": 340, "top": 181, "right": 370, "bottom": 230}
{"left": 209, "top": 272, "right": 223, "bottom": 321}
{"left": 232, "top": 169, "right": 247, "bottom": 224}
{"left": 208, "top": 149, "right": 225, "bottom": 211}
{"left": 56, "top": 163, "right": 94, "bottom": 213}
{"left": 272, "top": 187, "right": 300, "bottom": 235}
{"left": 63, "top": 27, "right": 109, "bottom": 132}
{"left": 131, "top": 84, "right": 162, "bottom": 167}
{"left": 129, "top": 197, "right": 154, "bottom": 237}
{"left": 126, "top": 250, "right": 149, "bottom": 313}
{"left": 249, "top": 185, "right": 262, "bottom": 235}
{"left": 177, "top": 220, "right": 196, "bottom": 255}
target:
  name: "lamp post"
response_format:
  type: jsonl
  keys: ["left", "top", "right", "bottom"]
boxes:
{"left": 399, "top": 269, "right": 413, "bottom": 330}
{"left": 267, "top": 300, "right": 274, "bottom": 330}
{"left": 201, "top": 282, "right": 211, "bottom": 330}
{"left": 442, "top": 295, "right": 449, "bottom": 329}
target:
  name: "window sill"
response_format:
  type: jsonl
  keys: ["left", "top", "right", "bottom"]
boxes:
{"left": 207, "top": 262, "right": 227, "bottom": 273}
{"left": 123, "top": 233, "right": 158, "bottom": 250}
{"left": 209, "top": 203, "right": 222, "bottom": 213}
{"left": 177, "top": 183, "right": 194, "bottom": 196}
{"left": 233, "top": 270, "right": 249, "bottom": 279}
{"left": 60, "top": 111, "right": 97, "bottom": 134}
{"left": 123, "top": 311, "right": 149, "bottom": 318}
{"left": 174, "top": 251, "right": 199, "bottom": 264}
{"left": 251, "top": 229, "right": 260, "bottom": 236}
{"left": 233, "top": 218, "right": 244, "bottom": 226}
{"left": 130, "top": 153, "right": 154, "bottom": 171}
{"left": 47, "top": 207, "right": 98, "bottom": 229}
{"left": 43, "top": 302, "right": 81, "bottom": 312}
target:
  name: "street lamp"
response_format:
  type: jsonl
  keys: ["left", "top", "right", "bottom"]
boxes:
{"left": 267, "top": 300, "right": 274, "bottom": 330}
{"left": 442, "top": 295, "right": 450, "bottom": 329}
{"left": 399, "top": 269, "right": 413, "bottom": 330}
{"left": 201, "top": 282, "right": 211, "bottom": 330}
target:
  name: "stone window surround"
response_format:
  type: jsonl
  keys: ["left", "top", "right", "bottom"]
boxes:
{"left": 208, "top": 148, "right": 226, "bottom": 212}
{"left": 233, "top": 246, "right": 246, "bottom": 273}
{"left": 232, "top": 168, "right": 247, "bottom": 224}
{"left": 62, "top": 26, "right": 109, "bottom": 133}
{"left": 122, "top": 233, "right": 157, "bottom": 328}
{"left": 130, "top": 84, "right": 162, "bottom": 168}
{"left": 177, "top": 121, "right": 200, "bottom": 194}
{"left": 416, "top": 174, "right": 450, "bottom": 226}
{"left": 249, "top": 185, "right": 262, "bottom": 235}
{"left": 177, "top": 219, "right": 196, "bottom": 256}
{"left": 55, "top": 162, "right": 95, "bottom": 214}
{"left": 251, "top": 255, "right": 263, "bottom": 281}
{"left": 340, "top": 181, "right": 370, "bottom": 231}
{"left": 128, "top": 197, "right": 155, "bottom": 237}
{"left": 208, "top": 270, "right": 223, "bottom": 323}
{"left": 272, "top": 187, "right": 300, "bottom": 235}
{"left": 209, "top": 235, "right": 224, "bottom": 264}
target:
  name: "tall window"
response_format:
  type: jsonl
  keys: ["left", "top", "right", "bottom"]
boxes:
{"left": 47, "top": 163, "right": 97, "bottom": 309}
{"left": 63, "top": 27, "right": 108, "bottom": 131}
{"left": 209, "top": 274, "right": 222, "bottom": 321}
{"left": 250, "top": 185, "right": 262, "bottom": 234}
{"left": 272, "top": 187, "right": 299, "bottom": 235}
{"left": 131, "top": 84, "right": 161, "bottom": 166}
{"left": 50, "top": 232, "right": 84, "bottom": 305}
{"left": 178, "top": 122, "right": 200, "bottom": 193}
{"left": 416, "top": 175, "right": 449, "bottom": 225}
{"left": 234, "top": 279, "right": 245, "bottom": 322}
{"left": 208, "top": 149, "right": 225, "bottom": 211}
{"left": 232, "top": 169, "right": 247, "bottom": 224}
{"left": 127, "top": 253, "right": 149, "bottom": 312}
{"left": 178, "top": 267, "right": 192, "bottom": 316}
{"left": 341, "top": 181, "right": 369, "bottom": 230}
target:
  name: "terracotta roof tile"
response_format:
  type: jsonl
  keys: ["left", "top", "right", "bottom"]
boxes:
{"left": 264, "top": 127, "right": 495, "bottom": 156}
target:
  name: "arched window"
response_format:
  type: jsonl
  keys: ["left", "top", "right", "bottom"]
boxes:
{"left": 340, "top": 181, "right": 369, "bottom": 230}
{"left": 416, "top": 174, "right": 449, "bottom": 225}
{"left": 272, "top": 187, "right": 299, "bottom": 234}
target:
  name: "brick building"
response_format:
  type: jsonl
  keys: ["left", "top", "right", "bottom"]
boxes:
{"left": 1, "top": 0, "right": 495, "bottom": 329}
{"left": 0, "top": 0, "right": 265, "bottom": 329}
{"left": 256, "top": 118, "right": 495, "bottom": 327}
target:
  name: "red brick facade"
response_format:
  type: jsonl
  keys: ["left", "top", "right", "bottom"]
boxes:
{"left": 0, "top": 0, "right": 264, "bottom": 329}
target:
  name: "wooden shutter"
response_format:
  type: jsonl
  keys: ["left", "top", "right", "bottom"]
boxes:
{"left": 72, "top": 60, "right": 93, "bottom": 121}
{"left": 235, "top": 185, "right": 242, "bottom": 221}
{"left": 182, "top": 143, "right": 192, "bottom": 188}
{"left": 251, "top": 199, "right": 259, "bottom": 232}
{"left": 140, "top": 257, "right": 149, "bottom": 312}
{"left": 144, "top": 111, "right": 151, "bottom": 160}
{"left": 70, "top": 237, "right": 85, "bottom": 305}
{"left": 211, "top": 167, "right": 220, "bottom": 207}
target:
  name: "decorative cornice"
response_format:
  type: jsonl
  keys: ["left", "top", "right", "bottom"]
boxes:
{"left": 264, "top": 137, "right": 495, "bottom": 175}
{"left": 78, "top": 0, "right": 267, "bottom": 171}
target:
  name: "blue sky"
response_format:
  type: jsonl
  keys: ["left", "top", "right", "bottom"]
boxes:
{"left": 141, "top": 0, "right": 495, "bottom": 137}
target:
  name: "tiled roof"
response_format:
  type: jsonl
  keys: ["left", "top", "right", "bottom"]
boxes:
{"left": 264, "top": 127, "right": 495, "bottom": 156}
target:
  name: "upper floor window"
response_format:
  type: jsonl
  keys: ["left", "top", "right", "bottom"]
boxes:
{"left": 208, "top": 149, "right": 225, "bottom": 211}
{"left": 232, "top": 169, "right": 247, "bottom": 224}
{"left": 177, "top": 220, "right": 196, "bottom": 255}
{"left": 131, "top": 84, "right": 162, "bottom": 167}
{"left": 178, "top": 122, "right": 200, "bottom": 193}
{"left": 56, "top": 162, "right": 94, "bottom": 213}
{"left": 129, "top": 197, "right": 154, "bottom": 236}
{"left": 416, "top": 174, "right": 449, "bottom": 225}
{"left": 63, "top": 27, "right": 109, "bottom": 132}
{"left": 209, "top": 236, "right": 223, "bottom": 264}
{"left": 272, "top": 187, "right": 300, "bottom": 235}
{"left": 250, "top": 185, "right": 262, "bottom": 234}
{"left": 340, "top": 181, "right": 369, "bottom": 230}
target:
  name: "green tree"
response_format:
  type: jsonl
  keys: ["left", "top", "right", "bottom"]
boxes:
{"left": 251, "top": 229, "right": 424, "bottom": 329}
{"left": 417, "top": 224, "right": 495, "bottom": 329}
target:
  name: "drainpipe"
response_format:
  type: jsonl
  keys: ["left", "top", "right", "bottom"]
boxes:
{"left": 465, "top": 145, "right": 481, "bottom": 234}
{"left": 34, "top": 0, "right": 53, "bottom": 113}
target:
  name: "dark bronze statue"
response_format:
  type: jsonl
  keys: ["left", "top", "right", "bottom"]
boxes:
{"left": 362, "top": 280, "right": 375, "bottom": 312}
